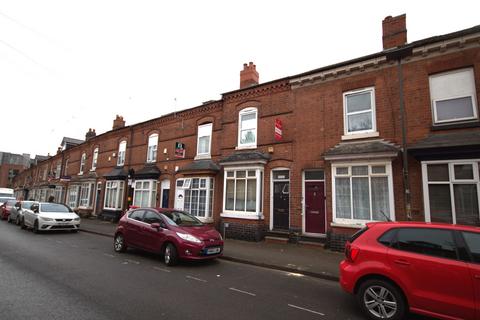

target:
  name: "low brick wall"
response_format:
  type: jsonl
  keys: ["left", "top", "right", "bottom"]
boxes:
{"left": 221, "top": 218, "right": 267, "bottom": 242}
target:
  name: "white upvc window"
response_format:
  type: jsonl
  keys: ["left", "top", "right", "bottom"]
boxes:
{"left": 79, "top": 153, "right": 86, "bottom": 174}
{"left": 422, "top": 160, "right": 480, "bottom": 226}
{"left": 429, "top": 68, "right": 478, "bottom": 124}
{"left": 54, "top": 186, "right": 63, "bottom": 204}
{"left": 343, "top": 87, "right": 376, "bottom": 135}
{"left": 238, "top": 108, "right": 258, "bottom": 148}
{"left": 222, "top": 167, "right": 264, "bottom": 219}
{"left": 64, "top": 159, "right": 69, "bottom": 176}
{"left": 117, "top": 141, "right": 127, "bottom": 166}
{"left": 79, "top": 182, "right": 94, "bottom": 208}
{"left": 146, "top": 134, "right": 158, "bottom": 163}
{"left": 133, "top": 180, "right": 157, "bottom": 207}
{"left": 196, "top": 123, "right": 213, "bottom": 158}
{"left": 178, "top": 177, "right": 214, "bottom": 218}
{"left": 68, "top": 185, "right": 79, "bottom": 208}
{"left": 91, "top": 148, "right": 99, "bottom": 171}
{"left": 43, "top": 168, "right": 47, "bottom": 181}
{"left": 332, "top": 162, "right": 394, "bottom": 225}
{"left": 55, "top": 162, "right": 61, "bottom": 179}
{"left": 104, "top": 180, "right": 125, "bottom": 210}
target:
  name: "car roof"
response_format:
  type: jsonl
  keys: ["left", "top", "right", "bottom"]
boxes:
{"left": 367, "top": 221, "right": 480, "bottom": 232}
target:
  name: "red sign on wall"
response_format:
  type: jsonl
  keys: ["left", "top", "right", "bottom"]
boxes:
{"left": 275, "top": 119, "right": 283, "bottom": 141}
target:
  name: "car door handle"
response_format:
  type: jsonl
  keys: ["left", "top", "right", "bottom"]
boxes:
{"left": 394, "top": 259, "right": 410, "bottom": 266}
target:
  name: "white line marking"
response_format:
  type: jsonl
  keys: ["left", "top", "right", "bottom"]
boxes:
{"left": 229, "top": 288, "right": 256, "bottom": 296}
{"left": 288, "top": 304, "right": 325, "bottom": 316}
{"left": 186, "top": 275, "right": 207, "bottom": 283}
{"left": 153, "top": 266, "right": 171, "bottom": 273}
{"left": 125, "top": 259, "right": 140, "bottom": 265}
{"left": 103, "top": 253, "right": 115, "bottom": 258}
{"left": 70, "top": 244, "right": 79, "bottom": 248}
{"left": 55, "top": 240, "right": 63, "bottom": 244}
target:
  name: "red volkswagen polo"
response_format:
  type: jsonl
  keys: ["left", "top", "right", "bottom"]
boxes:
{"left": 113, "top": 208, "right": 223, "bottom": 266}
{"left": 340, "top": 222, "right": 480, "bottom": 320}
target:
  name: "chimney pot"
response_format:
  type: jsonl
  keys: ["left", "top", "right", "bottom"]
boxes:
{"left": 382, "top": 14, "right": 407, "bottom": 50}
{"left": 113, "top": 115, "right": 126, "bottom": 130}
{"left": 240, "top": 61, "right": 259, "bottom": 89}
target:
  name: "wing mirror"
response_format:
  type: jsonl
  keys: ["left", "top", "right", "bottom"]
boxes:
{"left": 151, "top": 222, "right": 166, "bottom": 230}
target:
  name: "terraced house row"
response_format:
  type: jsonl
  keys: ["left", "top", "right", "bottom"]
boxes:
{"left": 12, "top": 15, "right": 480, "bottom": 249}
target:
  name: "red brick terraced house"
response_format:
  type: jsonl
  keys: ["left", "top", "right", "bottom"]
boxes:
{"left": 13, "top": 15, "right": 480, "bottom": 250}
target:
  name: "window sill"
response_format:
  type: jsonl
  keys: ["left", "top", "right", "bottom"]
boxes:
{"left": 235, "top": 145, "right": 257, "bottom": 150}
{"left": 341, "top": 131, "right": 379, "bottom": 141}
{"left": 220, "top": 212, "right": 264, "bottom": 220}
{"left": 194, "top": 154, "right": 211, "bottom": 160}
{"left": 431, "top": 120, "right": 480, "bottom": 131}
{"left": 330, "top": 222, "right": 365, "bottom": 229}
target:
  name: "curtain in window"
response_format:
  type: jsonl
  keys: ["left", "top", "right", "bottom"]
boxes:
{"left": 371, "top": 177, "right": 390, "bottom": 221}
{"left": 429, "top": 185, "right": 453, "bottom": 223}
{"left": 335, "top": 178, "right": 351, "bottom": 219}
{"left": 198, "top": 136, "right": 210, "bottom": 154}
{"left": 352, "top": 177, "right": 370, "bottom": 220}
{"left": 235, "top": 180, "right": 246, "bottom": 211}
{"left": 454, "top": 184, "right": 479, "bottom": 226}
{"left": 246, "top": 179, "right": 256, "bottom": 212}
{"left": 225, "top": 180, "right": 235, "bottom": 210}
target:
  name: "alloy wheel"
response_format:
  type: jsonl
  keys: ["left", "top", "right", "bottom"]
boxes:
{"left": 363, "top": 285, "right": 398, "bottom": 319}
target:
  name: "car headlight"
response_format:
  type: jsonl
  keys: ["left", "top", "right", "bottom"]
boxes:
{"left": 176, "top": 232, "right": 202, "bottom": 244}
{"left": 218, "top": 233, "right": 223, "bottom": 241}
{"left": 74, "top": 217, "right": 80, "bottom": 221}
{"left": 41, "top": 217, "right": 54, "bottom": 221}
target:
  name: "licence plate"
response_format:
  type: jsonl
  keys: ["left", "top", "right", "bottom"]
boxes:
{"left": 206, "top": 247, "right": 221, "bottom": 255}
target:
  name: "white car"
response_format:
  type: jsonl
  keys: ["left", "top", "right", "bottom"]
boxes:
{"left": 21, "top": 202, "right": 81, "bottom": 233}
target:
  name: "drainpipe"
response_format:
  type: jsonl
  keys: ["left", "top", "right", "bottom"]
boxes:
{"left": 386, "top": 45, "right": 413, "bottom": 221}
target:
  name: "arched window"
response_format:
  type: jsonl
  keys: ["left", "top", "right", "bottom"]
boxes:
{"left": 117, "top": 141, "right": 127, "bottom": 166}
{"left": 197, "top": 123, "right": 212, "bottom": 157}
{"left": 147, "top": 134, "right": 158, "bottom": 163}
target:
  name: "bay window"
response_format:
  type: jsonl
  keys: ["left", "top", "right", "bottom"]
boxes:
{"left": 223, "top": 168, "right": 263, "bottom": 218}
{"left": 67, "top": 185, "right": 79, "bottom": 208}
{"left": 79, "top": 183, "right": 94, "bottom": 208}
{"left": 104, "top": 181, "right": 124, "bottom": 210}
{"left": 133, "top": 180, "right": 157, "bottom": 207}
{"left": 333, "top": 163, "right": 394, "bottom": 224}
{"left": 180, "top": 177, "right": 214, "bottom": 218}
{"left": 423, "top": 160, "right": 480, "bottom": 226}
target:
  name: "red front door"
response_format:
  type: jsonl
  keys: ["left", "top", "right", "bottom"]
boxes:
{"left": 305, "top": 182, "right": 325, "bottom": 234}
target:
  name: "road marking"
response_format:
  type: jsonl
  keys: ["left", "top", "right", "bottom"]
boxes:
{"left": 229, "top": 288, "right": 256, "bottom": 296}
{"left": 186, "top": 275, "right": 207, "bottom": 283}
{"left": 70, "top": 244, "right": 79, "bottom": 248}
{"left": 103, "top": 253, "right": 115, "bottom": 258}
{"left": 55, "top": 240, "right": 64, "bottom": 244}
{"left": 153, "top": 266, "right": 171, "bottom": 273}
{"left": 125, "top": 259, "right": 140, "bottom": 265}
{"left": 288, "top": 304, "right": 325, "bottom": 316}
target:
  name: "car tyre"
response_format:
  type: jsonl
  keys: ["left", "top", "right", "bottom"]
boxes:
{"left": 20, "top": 218, "right": 26, "bottom": 230}
{"left": 164, "top": 243, "right": 178, "bottom": 266}
{"left": 33, "top": 220, "right": 40, "bottom": 234}
{"left": 356, "top": 279, "right": 406, "bottom": 320}
{"left": 7, "top": 215, "right": 11, "bottom": 223}
{"left": 16, "top": 216, "right": 21, "bottom": 226}
{"left": 113, "top": 233, "right": 127, "bottom": 253}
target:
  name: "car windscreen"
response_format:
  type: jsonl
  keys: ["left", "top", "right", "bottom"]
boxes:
{"left": 0, "top": 193, "right": 14, "bottom": 198}
{"left": 0, "top": 197, "right": 15, "bottom": 203}
{"left": 40, "top": 203, "right": 72, "bottom": 213}
{"left": 161, "top": 211, "right": 203, "bottom": 227}
{"left": 6, "top": 200, "right": 17, "bottom": 206}
{"left": 21, "top": 201, "right": 35, "bottom": 210}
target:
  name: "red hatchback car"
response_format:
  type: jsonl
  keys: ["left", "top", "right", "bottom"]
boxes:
{"left": 0, "top": 199, "right": 17, "bottom": 220}
{"left": 114, "top": 208, "right": 223, "bottom": 266}
{"left": 340, "top": 222, "right": 480, "bottom": 320}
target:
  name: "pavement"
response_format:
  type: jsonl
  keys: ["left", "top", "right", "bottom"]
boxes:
{"left": 80, "top": 217, "right": 343, "bottom": 281}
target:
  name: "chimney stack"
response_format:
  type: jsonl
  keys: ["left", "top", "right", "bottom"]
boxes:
{"left": 85, "top": 128, "right": 96, "bottom": 141}
{"left": 113, "top": 115, "right": 125, "bottom": 130}
{"left": 240, "top": 62, "right": 259, "bottom": 89}
{"left": 382, "top": 14, "right": 407, "bottom": 50}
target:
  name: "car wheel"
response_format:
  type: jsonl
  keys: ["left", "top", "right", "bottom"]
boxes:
{"left": 164, "top": 243, "right": 178, "bottom": 266}
{"left": 20, "top": 218, "right": 26, "bottom": 230}
{"left": 33, "top": 220, "right": 40, "bottom": 234}
{"left": 7, "top": 215, "right": 11, "bottom": 223}
{"left": 113, "top": 234, "right": 127, "bottom": 253}
{"left": 356, "top": 279, "right": 406, "bottom": 320}
{"left": 16, "top": 216, "right": 20, "bottom": 226}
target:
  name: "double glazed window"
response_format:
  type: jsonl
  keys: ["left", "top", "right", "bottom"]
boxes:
{"left": 104, "top": 181, "right": 124, "bottom": 210}
{"left": 117, "top": 141, "right": 127, "bottom": 166}
{"left": 79, "top": 153, "right": 86, "bottom": 174}
{"left": 147, "top": 134, "right": 158, "bottom": 163}
{"left": 343, "top": 88, "right": 376, "bottom": 135}
{"left": 423, "top": 160, "right": 479, "bottom": 226}
{"left": 224, "top": 168, "right": 263, "bottom": 214}
{"left": 333, "top": 163, "right": 393, "bottom": 224}
{"left": 429, "top": 68, "right": 478, "bottom": 124}
{"left": 197, "top": 123, "right": 212, "bottom": 157}
{"left": 55, "top": 163, "right": 61, "bottom": 179}
{"left": 133, "top": 180, "right": 157, "bottom": 208}
{"left": 79, "top": 183, "right": 94, "bottom": 208}
{"left": 92, "top": 148, "right": 99, "bottom": 170}
{"left": 238, "top": 108, "right": 257, "bottom": 148}
{"left": 67, "top": 186, "right": 79, "bottom": 208}
{"left": 182, "top": 177, "right": 214, "bottom": 218}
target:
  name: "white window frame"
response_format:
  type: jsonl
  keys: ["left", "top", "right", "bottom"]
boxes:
{"left": 429, "top": 68, "right": 478, "bottom": 125}
{"left": 91, "top": 148, "right": 99, "bottom": 171}
{"left": 104, "top": 180, "right": 125, "bottom": 210}
{"left": 67, "top": 185, "right": 79, "bottom": 208}
{"left": 54, "top": 186, "right": 63, "bottom": 204}
{"left": 79, "top": 182, "right": 93, "bottom": 208}
{"left": 79, "top": 153, "right": 86, "bottom": 174}
{"left": 237, "top": 108, "right": 258, "bottom": 149}
{"left": 422, "top": 159, "right": 480, "bottom": 224}
{"left": 133, "top": 180, "right": 157, "bottom": 208}
{"left": 64, "top": 159, "right": 69, "bottom": 176}
{"left": 332, "top": 161, "right": 395, "bottom": 226}
{"left": 343, "top": 87, "right": 377, "bottom": 137}
{"left": 196, "top": 123, "right": 213, "bottom": 158}
{"left": 178, "top": 177, "right": 214, "bottom": 220}
{"left": 117, "top": 141, "right": 127, "bottom": 166}
{"left": 146, "top": 134, "right": 158, "bottom": 163}
{"left": 221, "top": 166, "right": 264, "bottom": 220}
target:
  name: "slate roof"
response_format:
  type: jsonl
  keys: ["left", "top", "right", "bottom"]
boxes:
{"left": 220, "top": 151, "right": 271, "bottom": 164}
{"left": 324, "top": 140, "right": 400, "bottom": 160}
{"left": 409, "top": 131, "right": 480, "bottom": 150}
{"left": 133, "top": 165, "right": 161, "bottom": 179}
{"left": 179, "top": 160, "right": 220, "bottom": 173}
{"left": 103, "top": 167, "right": 128, "bottom": 180}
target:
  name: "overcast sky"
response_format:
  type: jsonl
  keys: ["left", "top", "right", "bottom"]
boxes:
{"left": 1, "top": 1, "right": 479, "bottom": 157}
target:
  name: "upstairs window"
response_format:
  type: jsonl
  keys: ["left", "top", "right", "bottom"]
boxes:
{"left": 117, "top": 141, "right": 127, "bottom": 166}
{"left": 238, "top": 108, "right": 257, "bottom": 148}
{"left": 55, "top": 162, "right": 61, "bottom": 179}
{"left": 430, "top": 68, "right": 478, "bottom": 124}
{"left": 64, "top": 159, "right": 69, "bottom": 176}
{"left": 91, "top": 148, "right": 99, "bottom": 171}
{"left": 79, "top": 153, "right": 86, "bottom": 174}
{"left": 197, "top": 123, "right": 212, "bottom": 157}
{"left": 344, "top": 87, "right": 376, "bottom": 135}
{"left": 146, "top": 134, "right": 158, "bottom": 163}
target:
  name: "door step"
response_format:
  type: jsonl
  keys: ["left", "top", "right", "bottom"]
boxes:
{"left": 265, "top": 236, "right": 289, "bottom": 244}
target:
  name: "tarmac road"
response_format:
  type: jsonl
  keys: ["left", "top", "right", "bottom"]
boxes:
{"left": 0, "top": 220, "right": 429, "bottom": 320}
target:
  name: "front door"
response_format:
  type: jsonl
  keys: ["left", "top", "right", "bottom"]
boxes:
{"left": 273, "top": 181, "right": 289, "bottom": 230}
{"left": 305, "top": 182, "right": 325, "bottom": 234}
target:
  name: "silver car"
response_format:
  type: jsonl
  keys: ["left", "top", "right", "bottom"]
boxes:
{"left": 21, "top": 202, "right": 81, "bottom": 233}
{"left": 8, "top": 200, "right": 35, "bottom": 225}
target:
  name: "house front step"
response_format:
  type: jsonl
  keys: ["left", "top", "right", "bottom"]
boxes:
{"left": 265, "top": 236, "right": 289, "bottom": 244}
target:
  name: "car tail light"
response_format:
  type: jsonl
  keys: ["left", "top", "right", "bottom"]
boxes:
{"left": 345, "top": 242, "right": 360, "bottom": 263}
